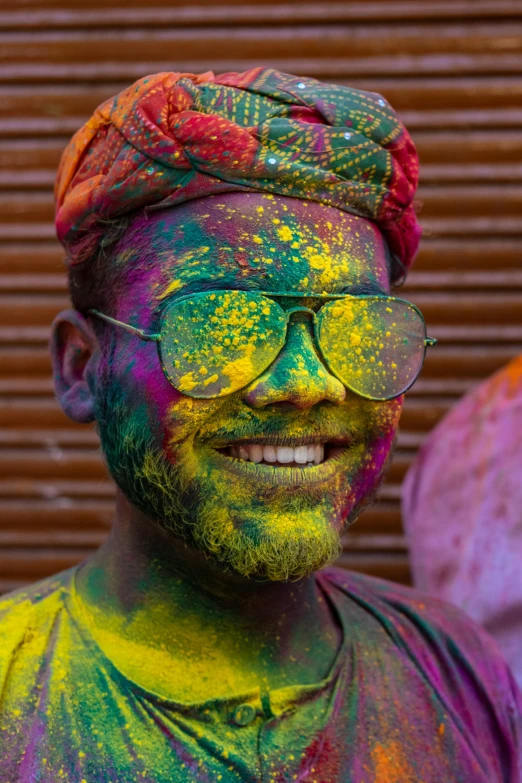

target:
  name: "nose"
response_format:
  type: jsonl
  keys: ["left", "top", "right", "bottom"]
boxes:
{"left": 242, "top": 319, "right": 346, "bottom": 409}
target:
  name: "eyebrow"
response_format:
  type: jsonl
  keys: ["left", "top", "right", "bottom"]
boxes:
{"left": 152, "top": 278, "right": 390, "bottom": 325}
{"left": 156, "top": 279, "right": 242, "bottom": 308}
{"left": 337, "top": 281, "right": 389, "bottom": 296}
{"left": 153, "top": 279, "right": 243, "bottom": 321}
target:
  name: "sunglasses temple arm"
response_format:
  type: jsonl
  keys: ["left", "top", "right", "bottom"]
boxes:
{"left": 87, "top": 309, "right": 161, "bottom": 342}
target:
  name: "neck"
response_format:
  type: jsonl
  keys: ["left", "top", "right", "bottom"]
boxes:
{"left": 75, "top": 491, "right": 341, "bottom": 698}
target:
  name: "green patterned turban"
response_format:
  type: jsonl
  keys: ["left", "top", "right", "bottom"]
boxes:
{"left": 55, "top": 67, "right": 421, "bottom": 269}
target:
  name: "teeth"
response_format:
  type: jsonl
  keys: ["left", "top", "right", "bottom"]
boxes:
{"left": 263, "top": 445, "right": 277, "bottom": 462}
{"left": 294, "top": 445, "right": 308, "bottom": 464}
{"left": 230, "top": 443, "right": 327, "bottom": 466}
{"left": 276, "top": 447, "right": 294, "bottom": 464}
{"left": 249, "top": 445, "right": 263, "bottom": 463}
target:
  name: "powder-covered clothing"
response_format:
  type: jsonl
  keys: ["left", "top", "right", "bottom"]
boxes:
{"left": 403, "top": 354, "right": 522, "bottom": 690}
{"left": 0, "top": 566, "right": 520, "bottom": 782}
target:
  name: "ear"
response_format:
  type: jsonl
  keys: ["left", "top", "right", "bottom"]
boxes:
{"left": 50, "top": 309, "right": 101, "bottom": 423}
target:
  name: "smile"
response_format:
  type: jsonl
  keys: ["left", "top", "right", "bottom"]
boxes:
{"left": 208, "top": 437, "right": 354, "bottom": 486}
{"left": 223, "top": 442, "right": 345, "bottom": 467}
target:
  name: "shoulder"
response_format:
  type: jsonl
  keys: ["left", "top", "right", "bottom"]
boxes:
{"left": 0, "top": 568, "right": 76, "bottom": 660}
{"left": 321, "top": 567, "right": 522, "bottom": 731}
{"left": 322, "top": 566, "right": 513, "bottom": 672}
{"left": 322, "top": 564, "right": 491, "bottom": 635}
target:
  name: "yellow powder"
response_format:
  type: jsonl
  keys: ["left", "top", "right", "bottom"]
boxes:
{"left": 158, "top": 277, "right": 183, "bottom": 299}
{"left": 277, "top": 225, "right": 293, "bottom": 242}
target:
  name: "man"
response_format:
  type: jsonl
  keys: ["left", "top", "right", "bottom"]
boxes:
{"left": 0, "top": 68, "right": 520, "bottom": 782}
{"left": 403, "top": 354, "right": 522, "bottom": 691}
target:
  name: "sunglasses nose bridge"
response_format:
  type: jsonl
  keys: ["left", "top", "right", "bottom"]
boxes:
{"left": 285, "top": 306, "right": 316, "bottom": 324}
{"left": 241, "top": 317, "right": 345, "bottom": 409}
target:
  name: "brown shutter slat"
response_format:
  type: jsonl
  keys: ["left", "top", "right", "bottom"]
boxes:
{"left": 0, "top": 21, "right": 521, "bottom": 83}
{"left": 3, "top": 1, "right": 522, "bottom": 28}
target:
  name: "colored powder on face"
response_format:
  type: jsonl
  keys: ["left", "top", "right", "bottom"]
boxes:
{"left": 158, "top": 277, "right": 183, "bottom": 298}
{"left": 95, "top": 343, "right": 400, "bottom": 585}
{"left": 127, "top": 193, "right": 391, "bottom": 310}
{"left": 94, "top": 194, "right": 401, "bottom": 587}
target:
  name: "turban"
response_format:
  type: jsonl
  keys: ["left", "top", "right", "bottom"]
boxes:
{"left": 55, "top": 67, "right": 421, "bottom": 269}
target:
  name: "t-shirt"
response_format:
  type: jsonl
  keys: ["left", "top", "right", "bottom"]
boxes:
{"left": 0, "top": 566, "right": 520, "bottom": 782}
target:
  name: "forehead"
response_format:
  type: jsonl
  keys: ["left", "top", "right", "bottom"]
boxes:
{"left": 115, "top": 193, "right": 389, "bottom": 308}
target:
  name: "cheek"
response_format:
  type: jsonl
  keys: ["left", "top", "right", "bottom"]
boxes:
{"left": 123, "top": 344, "right": 176, "bottom": 415}
{"left": 115, "top": 343, "right": 186, "bottom": 447}
{"left": 121, "top": 343, "right": 224, "bottom": 460}
{"left": 374, "top": 397, "right": 403, "bottom": 439}
{"left": 364, "top": 397, "right": 403, "bottom": 471}
{"left": 340, "top": 399, "right": 402, "bottom": 511}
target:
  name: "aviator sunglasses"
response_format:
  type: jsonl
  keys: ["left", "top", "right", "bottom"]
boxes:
{"left": 89, "top": 290, "right": 437, "bottom": 401}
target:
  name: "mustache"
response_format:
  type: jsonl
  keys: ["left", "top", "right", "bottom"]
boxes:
{"left": 196, "top": 401, "right": 379, "bottom": 447}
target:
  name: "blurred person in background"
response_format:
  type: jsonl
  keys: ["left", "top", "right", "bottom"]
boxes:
{"left": 0, "top": 69, "right": 520, "bottom": 782}
{"left": 403, "top": 353, "right": 522, "bottom": 690}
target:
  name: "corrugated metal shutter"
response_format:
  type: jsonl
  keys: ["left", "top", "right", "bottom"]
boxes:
{"left": 1, "top": 0, "right": 521, "bottom": 592}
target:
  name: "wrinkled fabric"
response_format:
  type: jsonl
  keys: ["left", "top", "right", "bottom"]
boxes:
{"left": 0, "top": 566, "right": 520, "bottom": 782}
{"left": 403, "top": 355, "right": 522, "bottom": 690}
{"left": 55, "top": 68, "right": 421, "bottom": 269}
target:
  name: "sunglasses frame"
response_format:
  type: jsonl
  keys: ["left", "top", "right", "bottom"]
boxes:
{"left": 88, "top": 290, "right": 437, "bottom": 401}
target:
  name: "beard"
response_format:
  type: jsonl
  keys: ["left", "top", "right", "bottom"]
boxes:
{"left": 94, "top": 365, "right": 394, "bottom": 582}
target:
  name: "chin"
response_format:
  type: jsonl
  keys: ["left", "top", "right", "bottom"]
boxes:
{"left": 191, "top": 495, "right": 343, "bottom": 581}
{"left": 98, "top": 399, "right": 394, "bottom": 582}
{"left": 169, "top": 456, "right": 381, "bottom": 582}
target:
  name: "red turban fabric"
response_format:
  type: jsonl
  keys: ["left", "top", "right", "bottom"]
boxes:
{"left": 55, "top": 67, "right": 421, "bottom": 269}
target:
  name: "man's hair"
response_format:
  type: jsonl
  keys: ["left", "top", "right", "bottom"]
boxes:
{"left": 67, "top": 209, "right": 405, "bottom": 317}
{"left": 67, "top": 216, "right": 132, "bottom": 316}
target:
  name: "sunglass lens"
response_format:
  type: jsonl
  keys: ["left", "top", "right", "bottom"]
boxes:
{"left": 159, "top": 291, "right": 286, "bottom": 398}
{"left": 318, "top": 298, "right": 427, "bottom": 400}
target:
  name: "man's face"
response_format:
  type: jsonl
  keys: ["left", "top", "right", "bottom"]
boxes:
{"left": 93, "top": 193, "right": 402, "bottom": 580}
